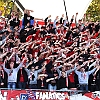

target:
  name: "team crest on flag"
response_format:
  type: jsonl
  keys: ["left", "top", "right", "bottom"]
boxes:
{"left": 27, "top": 90, "right": 36, "bottom": 100}
{"left": 20, "top": 94, "right": 28, "bottom": 100}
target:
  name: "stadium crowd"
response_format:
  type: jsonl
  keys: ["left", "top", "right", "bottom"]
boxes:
{"left": 0, "top": 9, "right": 100, "bottom": 92}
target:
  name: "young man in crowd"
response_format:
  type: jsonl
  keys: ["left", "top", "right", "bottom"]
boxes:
{"left": 25, "top": 62, "right": 46, "bottom": 89}
{"left": 17, "top": 66, "right": 28, "bottom": 89}
{"left": 57, "top": 63, "right": 76, "bottom": 90}
{"left": 2, "top": 57, "right": 27, "bottom": 89}
{"left": 75, "top": 60, "right": 98, "bottom": 91}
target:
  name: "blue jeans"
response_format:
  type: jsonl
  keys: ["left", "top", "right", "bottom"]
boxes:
{"left": 18, "top": 82, "right": 26, "bottom": 89}
{"left": 8, "top": 82, "right": 16, "bottom": 89}
{"left": 80, "top": 84, "right": 88, "bottom": 91}
{"left": 10, "top": 26, "right": 14, "bottom": 31}
{"left": 48, "top": 84, "right": 57, "bottom": 91}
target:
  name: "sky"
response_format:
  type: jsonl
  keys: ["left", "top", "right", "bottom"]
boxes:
{"left": 16, "top": 0, "right": 92, "bottom": 21}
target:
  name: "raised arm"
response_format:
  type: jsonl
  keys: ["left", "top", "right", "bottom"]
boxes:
{"left": 0, "top": 33, "right": 10, "bottom": 46}
{"left": 24, "top": 67, "right": 30, "bottom": 75}
{"left": 88, "top": 60, "right": 97, "bottom": 70}
{"left": 46, "top": 76, "right": 58, "bottom": 83}
{"left": 74, "top": 64, "right": 81, "bottom": 75}
{"left": 66, "top": 66, "right": 76, "bottom": 75}
{"left": 53, "top": 19, "right": 57, "bottom": 28}
{"left": 63, "top": 53, "right": 76, "bottom": 63}
{"left": 8, "top": 52, "right": 15, "bottom": 61}
{"left": 75, "top": 13, "right": 78, "bottom": 25}
{"left": 15, "top": 57, "right": 27, "bottom": 71}
{"left": 15, "top": 62, "right": 23, "bottom": 72}
{"left": 24, "top": 61, "right": 33, "bottom": 74}
{"left": 93, "top": 66, "right": 100, "bottom": 76}
{"left": 56, "top": 65, "right": 62, "bottom": 78}
{"left": 53, "top": 16, "right": 58, "bottom": 28}
{"left": 0, "top": 38, "right": 6, "bottom": 46}
{"left": 0, "top": 52, "right": 7, "bottom": 59}
{"left": 88, "top": 67, "right": 97, "bottom": 75}
{"left": 37, "top": 63, "right": 46, "bottom": 73}
{"left": 24, "top": 9, "right": 34, "bottom": 14}
{"left": 34, "top": 18, "right": 43, "bottom": 21}
{"left": 2, "top": 62, "right": 9, "bottom": 73}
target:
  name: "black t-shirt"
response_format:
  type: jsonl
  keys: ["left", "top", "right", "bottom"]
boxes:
{"left": 58, "top": 77, "right": 66, "bottom": 89}
{"left": 10, "top": 18, "right": 20, "bottom": 28}
{"left": 10, "top": 19, "right": 14, "bottom": 26}
{"left": 60, "top": 17, "right": 63, "bottom": 24}
{"left": 23, "top": 14, "right": 34, "bottom": 26}
{"left": 44, "top": 17, "right": 48, "bottom": 26}
{"left": 13, "top": 18, "right": 20, "bottom": 28}
{"left": 37, "top": 78, "right": 47, "bottom": 89}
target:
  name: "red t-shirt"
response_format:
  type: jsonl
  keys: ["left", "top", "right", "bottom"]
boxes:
{"left": 20, "top": 75, "right": 24, "bottom": 82}
{"left": 68, "top": 71, "right": 75, "bottom": 83}
{"left": 20, "top": 69, "right": 24, "bottom": 82}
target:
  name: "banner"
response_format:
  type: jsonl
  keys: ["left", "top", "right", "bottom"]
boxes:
{"left": 0, "top": 90, "right": 69, "bottom": 100}
{"left": 83, "top": 91, "right": 100, "bottom": 100}
{"left": 1, "top": 89, "right": 100, "bottom": 100}
{"left": 69, "top": 91, "right": 100, "bottom": 100}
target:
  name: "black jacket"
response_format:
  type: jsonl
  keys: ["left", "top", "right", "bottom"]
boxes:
{"left": 57, "top": 77, "right": 66, "bottom": 90}
{"left": 17, "top": 68, "right": 28, "bottom": 82}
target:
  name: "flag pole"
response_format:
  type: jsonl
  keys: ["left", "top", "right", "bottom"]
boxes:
{"left": 63, "top": 0, "right": 68, "bottom": 20}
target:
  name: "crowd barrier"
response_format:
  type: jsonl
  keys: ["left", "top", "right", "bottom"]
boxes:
{"left": 0, "top": 88, "right": 100, "bottom": 100}
{"left": 19, "top": 20, "right": 76, "bottom": 28}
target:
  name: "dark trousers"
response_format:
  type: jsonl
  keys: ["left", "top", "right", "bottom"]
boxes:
{"left": 18, "top": 82, "right": 26, "bottom": 89}
{"left": 90, "top": 84, "right": 96, "bottom": 92}
{"left": 80, "top": 84, "right": 88, "bottom": 91}
{"left": 29, "top": 84, "right": 37, "bottom": 89}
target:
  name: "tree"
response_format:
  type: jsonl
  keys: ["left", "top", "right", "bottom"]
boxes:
{"left": 0, "top": 0, "right": 14, "bottom": 16}
{"left": 0, "top": 0, "right": 22, "bottom": 18}
{"left": 86, "top": 0, "right": 100, "bottom": 21}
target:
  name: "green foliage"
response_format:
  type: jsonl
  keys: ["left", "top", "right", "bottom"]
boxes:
{"left": 0, "top": 0, "right": 14, "bottom": 17}
{"left": 0, "top": 0, "right": 22, "bottom": 18}
{"left": 86, "top": 0, "right": 100, "bottom": 21}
